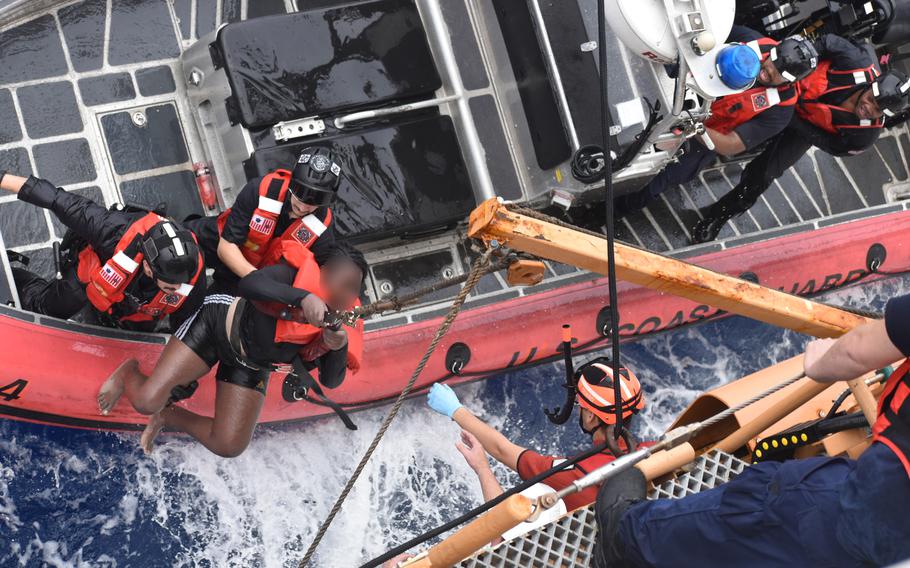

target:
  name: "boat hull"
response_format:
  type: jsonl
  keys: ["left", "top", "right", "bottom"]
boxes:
{"left": 2, "top": 210, "right": 909, "bottom": 431}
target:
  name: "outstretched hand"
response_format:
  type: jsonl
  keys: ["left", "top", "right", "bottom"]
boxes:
{"left": 456, "top": 430, "right": 490, "bottom": 472}
{"left": 427, "top": 383, "right": 463, "bottom": 418}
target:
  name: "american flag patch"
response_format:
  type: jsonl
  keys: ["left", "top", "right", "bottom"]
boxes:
{"left": 250, "top": 214, "right": 275, "bottom": 234}
{"left": 100, "top": 264, "right": 124, "bottom": 288}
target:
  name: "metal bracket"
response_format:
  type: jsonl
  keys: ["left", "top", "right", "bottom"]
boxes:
{"left": 272, "top": 116, "right": 326, "bottom": 142}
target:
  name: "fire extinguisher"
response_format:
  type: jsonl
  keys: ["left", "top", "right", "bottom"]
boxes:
{"left": 194, "top": 162, "right": 218, "bottom": 211}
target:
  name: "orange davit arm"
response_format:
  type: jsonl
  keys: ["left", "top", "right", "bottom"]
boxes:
{"left": 467, "top": 198, "right": 878, "bottom": 423}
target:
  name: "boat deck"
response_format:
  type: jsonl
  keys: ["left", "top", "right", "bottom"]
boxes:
{"left": 0, "top": 0, "right": 908, "bottom": 322}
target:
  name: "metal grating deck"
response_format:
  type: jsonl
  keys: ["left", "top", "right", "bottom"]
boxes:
{"left": 456, "top": 450, "right": 748, "bottom": 568}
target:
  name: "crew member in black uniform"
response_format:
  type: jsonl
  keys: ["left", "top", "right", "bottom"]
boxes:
{"left": 186, "top": 146, "right": 341, "bottom": 293}
{"left": 593, "top": 296, "right": 910, "bottom": 567}
{"left": 0, "top": 171, "right": 204, "bottom": 333}
{"left": 692, "top": 35, "right": 910, "bottom": 243}
{"left": 96, "top": 241, "right": 367, "bottom": 458}
{"left": 615, "top": 27, "right": 818, "bottom": 215}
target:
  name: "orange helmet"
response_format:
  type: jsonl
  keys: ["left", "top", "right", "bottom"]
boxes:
{"left": 575, "top": 359, "right": 645, "bottom": 425}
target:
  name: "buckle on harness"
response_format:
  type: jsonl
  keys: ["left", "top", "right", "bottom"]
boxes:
{"left": 282, "top": 358, "right": 358, "bottom": 431}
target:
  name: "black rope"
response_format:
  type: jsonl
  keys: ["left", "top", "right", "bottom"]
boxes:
{"left": 359, "top": 441, "right": 610, "bottom": 568}
{"left": 597, "top": 0, "right": 625, "bottom": 440}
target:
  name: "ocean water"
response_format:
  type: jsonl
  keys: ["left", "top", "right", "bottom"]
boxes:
{"left": 1, "top": 275, "right": 906, "bottom": 567}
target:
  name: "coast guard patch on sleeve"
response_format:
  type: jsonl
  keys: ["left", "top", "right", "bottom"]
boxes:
{"left": 294, "top": 225, "right": 313, "bottom": 244}
{"left": 751, "top": 92, "right": 769, "bottom": 111}
{"left": 162, "top": 293, "right": 182, "bottom": 307}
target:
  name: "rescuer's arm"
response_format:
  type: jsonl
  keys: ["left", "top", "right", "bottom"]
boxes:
{"left": 705, "top": 127, "right": 746, "bottom": 156}
{"left": 0, "top": 172, "right": 27, "bottom": 193}
{"left": 427, "top": 383, "right": 526, "bottom": 472}
{"left": 217, "top": 238, "right": 258, "bottom": 279}
{"left": 217, "top": 178, "right": 263, "bottom": 279}
{"left": 804, "top": 319, "right": 904, "bottom": 382}
{"left": 237, "top": 263, "right": 327, "bottom": 326}
{"left": 812, "top": 34, "right": 871, "bottom": 70}
{"left": 457, "top": 429, "right": 505, "bottom": 503}
{"left": 3, "top": 174, "right": 120, "bottom": 251}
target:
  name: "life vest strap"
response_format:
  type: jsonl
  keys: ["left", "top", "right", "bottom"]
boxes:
{"left": 286, "top": 356, "right": 357, "bottom": 430}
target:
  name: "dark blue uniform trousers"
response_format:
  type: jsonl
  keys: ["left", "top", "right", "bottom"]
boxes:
{"left": 616, "top": 443, "right": 910, "bottom": 567}
{"left": 614, "top": 141, "right": 716, "bottom": 215}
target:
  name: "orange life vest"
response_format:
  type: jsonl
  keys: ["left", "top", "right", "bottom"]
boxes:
{"left": 796, "top": 59, "right": 883, "bottom": 134}
{"left": 873, "top": 358, "right": 910, "bottom": 479}
{"left": 260, "top": 209, "right": 333, "bottom": 268}
{"left": 76, "top": 213, "right": 203, "bottom": 323}
{"left": 272, "top": 246, "right": 364, "bottom": 373}
{"left": 704, "top": 38, "right": 800, "bottom": 135}
{"left": 216, "top": 170, "right": 332, "bottom": 268}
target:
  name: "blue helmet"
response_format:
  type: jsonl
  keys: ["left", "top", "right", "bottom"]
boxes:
{"left": 716, "top": 44, "right": 761, "bottom": 90}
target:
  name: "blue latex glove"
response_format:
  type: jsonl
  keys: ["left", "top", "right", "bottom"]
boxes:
{"left": 428, "top": 383, "right": 463, "bottom": 418}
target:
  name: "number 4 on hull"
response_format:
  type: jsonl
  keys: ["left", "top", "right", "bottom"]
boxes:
{"left": 0, "top": 379, "right": 27, "bottom": 402}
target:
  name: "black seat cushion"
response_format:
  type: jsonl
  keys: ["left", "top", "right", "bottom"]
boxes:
{"left": 215, "top": 0, "right": 442, "bottom": 129}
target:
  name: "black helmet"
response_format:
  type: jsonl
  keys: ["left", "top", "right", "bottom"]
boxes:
{"left": 769, "top": 35, "right": 818, "bottom": 82}
{"left": 141, "top": 221, "right": 200, "bottom": 284}
{"left": 289, "top": 146, "right": 342, "bottom": 206}
{"left": 872, "top": 70, "right": 910, "bottom": 117}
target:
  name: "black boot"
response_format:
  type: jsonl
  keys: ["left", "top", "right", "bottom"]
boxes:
{"left": 592, "top": 467, "right": 647, "bottom": 568}
{"left": 689, "top": 179, "right": 766, "bottom": 244}
{"left": 690, "top": 213, "right": 733, "bottom": 244}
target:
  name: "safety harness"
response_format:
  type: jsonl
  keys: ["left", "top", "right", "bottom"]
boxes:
{"left": 873, "top": 358, "right": 910, "bottom": 478}
{"left": 76, "top": 213, "right": 202, "bottom": 323}
{"left": 705, "top": 38, "right": 800, "bottom": 135}
{"left": 216, "top": 169, "right": 333, "bottom": 268}
{"left": 797, "top": 59, "right": 884, "bottom": 133}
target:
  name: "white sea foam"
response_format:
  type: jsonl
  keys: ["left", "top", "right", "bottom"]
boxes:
{"left": 125, "top": 382, "right": 495, "bottom": 567}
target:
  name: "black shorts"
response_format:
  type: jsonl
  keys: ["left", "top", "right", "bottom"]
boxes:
{"left": 173, "top": 295, "right": 270, "bottom": 394}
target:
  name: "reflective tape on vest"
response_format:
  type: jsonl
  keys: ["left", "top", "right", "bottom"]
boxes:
{"left": 764, "top": 87, "right": 781, "bottom": 107}
{"left": 747, "top": 40, "right": 762, "bottom": 57}
{"left": 258, "top": 196, "right": 284, "bottom": 215}
{"left": 112, "top": 251, "right": 139, "bottom": 274}
{"left": 854, "top": 71, "right": 868, "bottom": 84}
{"left": 301, "top": 214, "right": 327, "bottom": 237}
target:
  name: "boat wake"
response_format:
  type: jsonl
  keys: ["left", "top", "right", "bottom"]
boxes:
{"left": 1, "top": 275, "right": 908, "bottom": 567}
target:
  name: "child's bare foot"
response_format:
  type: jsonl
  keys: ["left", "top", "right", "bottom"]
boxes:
{"left": 140, "top": 411, "right": 166, "bottom": 455}
{"left": 98, "top": 359, "right": 137, "bottom": 415}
